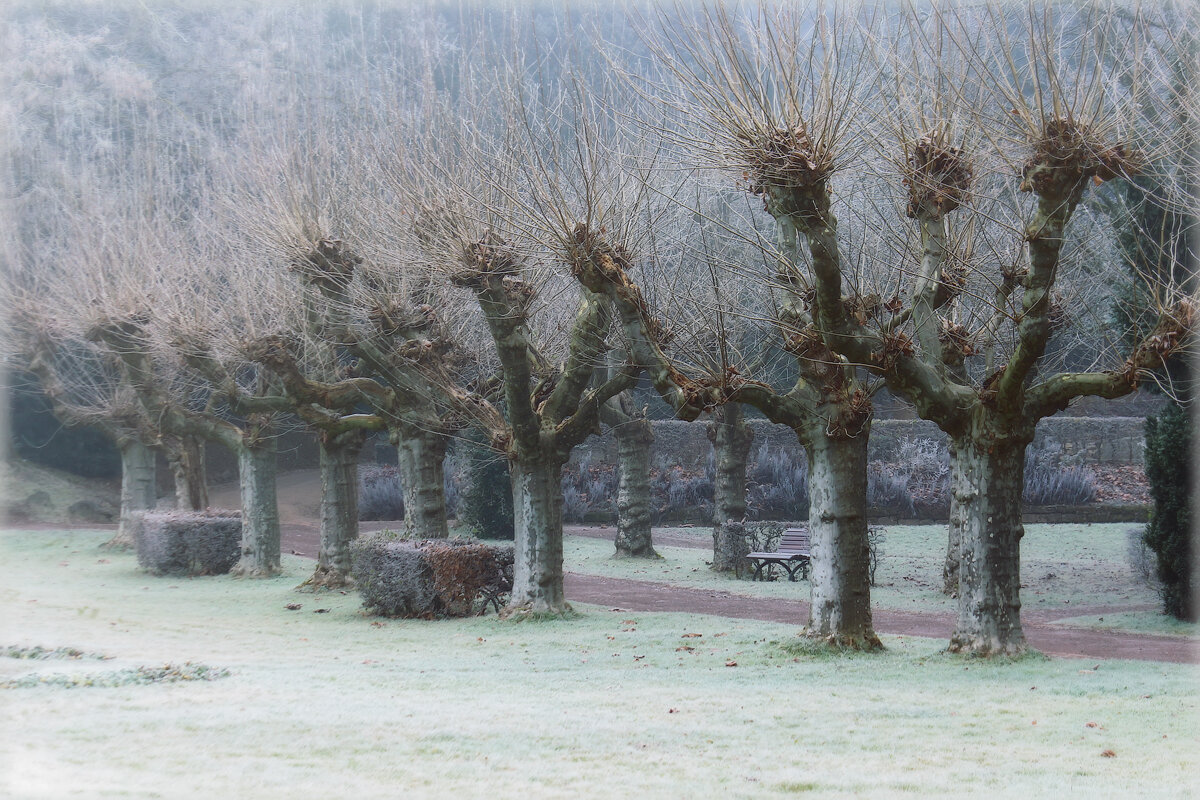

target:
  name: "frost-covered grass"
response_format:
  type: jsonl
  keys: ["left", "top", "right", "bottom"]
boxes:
{"left": 571, "top": 524, "right": 1166, "bottom": 620}
{"left": 2, "top": 528, "right": 1198, "bottom": 799}
{"left": 1050, "top": 612, "right": 1200, "bottom": 638}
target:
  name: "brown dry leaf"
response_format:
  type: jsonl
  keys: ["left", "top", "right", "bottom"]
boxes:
{"left": 1086, "top": 722, "right": 1099, "bottom": 729}
{"left": 285, "top": 603, "right": 301, "bottom": 611}
{"left": 1101, "top": 750, "right": 1116, "bottom": 758}
{"left": 681, "top": 633, "right": 703, "bottom": 638}
{"left": 725, "top": 661, "right": 738, "bottom": 667}
{"left": 676, "top": 646, "right": 694, "bottom": 652}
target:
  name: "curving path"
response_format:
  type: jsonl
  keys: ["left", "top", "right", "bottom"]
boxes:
{"left": 278, "top": 522, "right": 1198, "bottom": 665}
{"left": 12, "top": 521, "right": 1190, "bottom": 664}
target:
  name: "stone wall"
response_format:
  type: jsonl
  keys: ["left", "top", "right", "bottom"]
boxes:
{"left": 192, "top": 415, "right": 1144, "bottom": 487}
{"left": 568, "top": 416, "right": 1146, "bottom": 469}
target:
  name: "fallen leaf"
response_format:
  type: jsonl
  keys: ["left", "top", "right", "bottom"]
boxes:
{"left": 313, "top": 608, "right": 330, "bottom": 614}
{"left": 668, "top": 708, "right": 679, "bottom": 714}
{"left": 1101, "top": 749, "right": 1116, "bottom": 758}
{"left": 1086, "top": 722, "right": 1099, "bottom": 729}
{"left": 676, "top": 646, "right": 694, "bottom": 652}
{"left": 681, "top": 633, "right": 702, "bottom": 638}
{"left": 285, "top": 603, "right": 302, "bottom": 611}
{"left": 725, "top": 660, "right": 738, "bottom": 667}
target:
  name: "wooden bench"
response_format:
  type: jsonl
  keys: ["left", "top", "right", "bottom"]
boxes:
{"left": 746, "top": 527, "right": 811, "bottom": 582}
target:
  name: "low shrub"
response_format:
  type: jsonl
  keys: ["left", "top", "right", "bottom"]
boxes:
{"left": 350, "top": 534, "right": 435, "bottom": 617}
{"left": 133, "top": 510, "right": 241, "bottom": 576}
{"left": 1023, "top": 443, "right": 1097, "bottom": 505}
{"left": 351, "top": 532, "right": 514, "bottom": 618}
{"left": 1126, "top": 526, "right": 1158, "bottom": 585}
{"left": 423, "top": 539, "right": 515, "bottom": 615}
{"left": 747, "top": 445, "right": 807, "bottom": 520}
{"left": 358, "top": 465, "right": 405, "bottom": 521}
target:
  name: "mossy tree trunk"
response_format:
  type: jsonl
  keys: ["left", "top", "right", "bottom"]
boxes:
{"left": 803, "top": 421, "right": 879, "bottom": 649}
{"left": 305, "top": 432, "right": 364, "bottom": 589}
{"left": 166, "top": 435, "right": 208, "bottom": 512}
{"left": 612, "top": 402, "right": 656, "bottom": 558}
{"left": 507, "top": 451, "right": 569, "bottom": 615}
{"left": 709, "top": 403, "right": 754, "bottom": 575}
{"left": 943, "top": 441, "right": 966, "bottom": 596}
{"left": 395, "top": 426, "right": 449, "bottom": 540}
{"left": 945, "top": 427, "right": 1032, "bottom": 656}
{"left": 110, "top": 439, "right": 157, "bottom": 549}
{"left": 233, "top": 438, "right": 281, "bottom": 578}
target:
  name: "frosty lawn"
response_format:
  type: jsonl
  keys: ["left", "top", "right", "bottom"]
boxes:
{"left": 3, "top": 529, "right": 1198, "bottom": 799}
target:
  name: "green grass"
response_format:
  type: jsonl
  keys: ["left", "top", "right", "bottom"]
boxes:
{"left": 2, "top": 528, "right": 1198, "bottom": 798}
{"left": 568, "top": 524, "right": 1168, "bottom": 623}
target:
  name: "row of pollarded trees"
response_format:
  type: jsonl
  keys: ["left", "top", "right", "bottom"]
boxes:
{"left": 6, "top": 3, "right": 1194, "bottom": 654}
{"left": 601, "top": 4, "right": 1195, "bottom": 653}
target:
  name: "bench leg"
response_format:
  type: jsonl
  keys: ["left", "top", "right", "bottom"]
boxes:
{"left": 752, "top": 561, "right": 766, "bottom": 582}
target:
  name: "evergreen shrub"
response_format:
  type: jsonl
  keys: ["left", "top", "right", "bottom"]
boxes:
{"left": 1143, "top": 403, "right": 1195, "bottom": 620}
{"left": 459, "top": 444, "right": 514, "bottom": 540}
{"left": 133, "top": 510, "right": 241, "bottom": 576}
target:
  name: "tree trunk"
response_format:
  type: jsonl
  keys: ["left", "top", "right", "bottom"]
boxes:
{"left": 948, "top": 433, "right": 1029, "bottom": 656}
{"left": 709, "top": 404, "right": 754, "bottom": 574}
{"left": 232, "top": 440, "right": 281, "bottom": 578}
{"left": 613, "top": 414, "right": 656, "bottom": 558}
{"left": 804, "top": 428, "right": 880, "bottom": 649}
{"left": 108, "top": 440, "right": 157, "bottom": 549}
{"left": 943, "top": 441, "right": 966, "bottom": 595}
{"left": 506, "top": 454, "right": 570, "bottom": 616}
{"left": 168, "top": 435, "right": 208, "bottom": 511}
{"left": 395, "top": 428, "right": 449, "bottom": 540}
{"left": 303, "top": 436, "right": 362, "bottom": 590}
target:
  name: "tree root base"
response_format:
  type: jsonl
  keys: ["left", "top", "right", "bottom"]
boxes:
{"left": 796, "top": 629, "right": 885, "bottom": 653}
{"left": 613, "top": 548, "right": 661, "bottom": 560}
{"left": 295, "top": 568, "right": 354, "bottom": 593}
{"left": 947, "top": 635, "right": 1035, "bottom": 659}
{"left": 231, "top": 562, "right": 282, "bottom": 579}
{"left": 499, "top": 602, "right": 578, "bottom": 622}
{"left": 101, "top": 533, "right": 134, "bottom": 551}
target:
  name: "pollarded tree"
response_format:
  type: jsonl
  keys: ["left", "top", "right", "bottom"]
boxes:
{"left": 792, "top": 5, "right": 1196, "bottom": 655}
{"left": 7, "top": 310, "right": 160, "bottom": 545}
{"left": 383, "top": 88, "right": 648, "bottom": 616}
{"left": 590, "top": 8, "right": 887, "bottom": 648}
{"left": 70, "top": 203, "right": 292, "bottom": 579}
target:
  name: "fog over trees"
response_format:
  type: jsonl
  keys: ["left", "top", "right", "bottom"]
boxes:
{"left": 2, "top": 1, "right": 1194, "bottom": 648}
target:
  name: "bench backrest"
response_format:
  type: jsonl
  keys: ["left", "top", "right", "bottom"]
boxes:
{"left": 777, "top": 528, "right": 810, "bottom": 553}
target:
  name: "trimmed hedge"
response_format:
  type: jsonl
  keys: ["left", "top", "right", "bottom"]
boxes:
{"left": 351, "top": 533, "right": 514, "bottom": 618}
{"left": 132, "top": 510, "right": 241, "bottom": 576}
